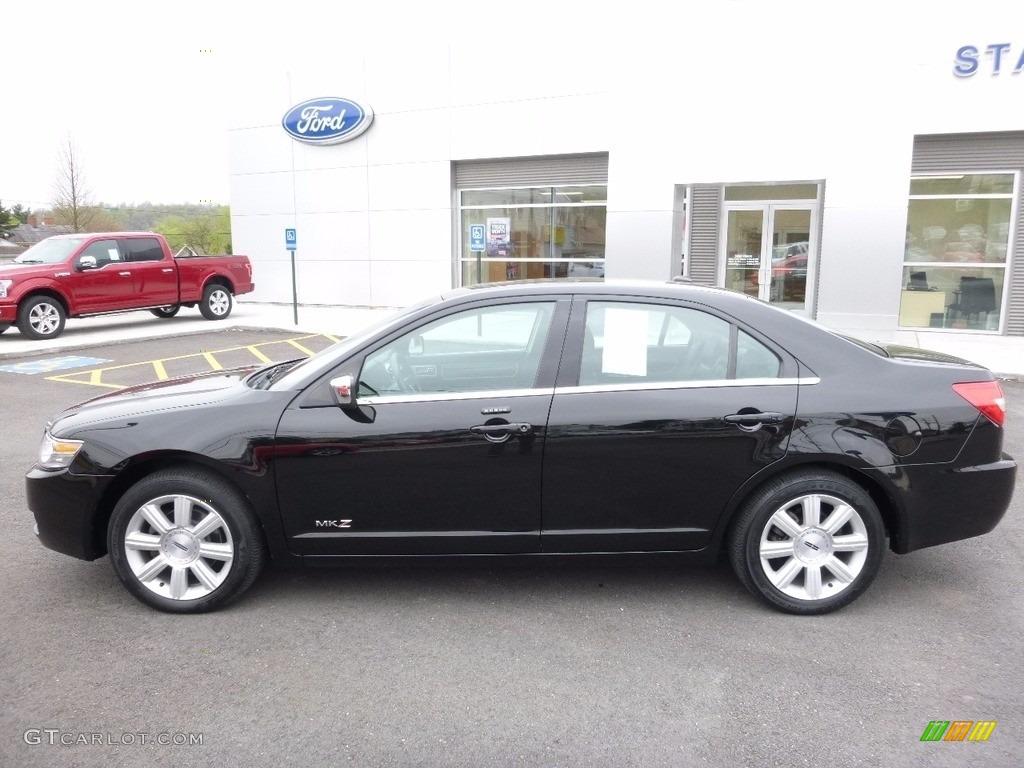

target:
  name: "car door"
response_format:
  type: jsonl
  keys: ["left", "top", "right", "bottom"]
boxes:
{"left": 124, "top": 236, "right": 178, "bottom": 307}
{"left": 274, "top": 297, "right": 570, "bottom": 555}
{"left": 66, "top": 238, "right": 134, "bottom": 313}
{"left": 541, "top": 297, "right": 799, "bottom": 553}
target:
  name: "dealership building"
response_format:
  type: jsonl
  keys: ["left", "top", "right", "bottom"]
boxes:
{"left": 227, "top": 19, "right": 1024, "bottom": 360}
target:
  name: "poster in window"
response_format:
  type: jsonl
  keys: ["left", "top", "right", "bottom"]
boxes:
{"left": 486, "top": 217, "right": 511, "bottom": 257}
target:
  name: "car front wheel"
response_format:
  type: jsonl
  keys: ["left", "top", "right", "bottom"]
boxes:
{"left": 729, "top": 470, "right": 885, "bottom": 615}
{"left": 17, "top": 295, "right": 67, "bottom": 340}
{"left": 199, "top": 284, "right": 233, "bottom": 320}
{"left": 108, "top": 468, "right": 266, "bottom": 613}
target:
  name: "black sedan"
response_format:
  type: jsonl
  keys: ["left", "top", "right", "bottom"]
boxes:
{"left": 27, "top": 280, "right": 1016, "bottom": 614}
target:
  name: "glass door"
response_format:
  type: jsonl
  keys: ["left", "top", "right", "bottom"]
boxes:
{"left": 723, "top": 204, "right": 815, "bottom": 313}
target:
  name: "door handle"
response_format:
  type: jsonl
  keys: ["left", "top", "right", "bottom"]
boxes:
{"left": 470, "top": 422, "right": 533, "bottom": 436}
{"left": 161, "top": 268, "right": 174, "bottom": 273}
{"left": 118, "top": 271, "right": 132, "bottom": 277}
{"left": 723, "top": 411, "right": 784, "bottom": 425}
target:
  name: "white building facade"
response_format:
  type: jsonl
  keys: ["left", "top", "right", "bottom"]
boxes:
{"left": 227, "top": 10, "right": 1024, "bottom": 359}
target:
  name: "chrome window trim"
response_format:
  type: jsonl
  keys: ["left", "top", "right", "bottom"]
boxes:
{"left": 357, "top": 377, "right": 819, "bottom": 405}
{"left": 555, "top": 376, "right": 818, "bottom": 396}
{"left": 359, "top": 387, "right": 553, "bottom": 406}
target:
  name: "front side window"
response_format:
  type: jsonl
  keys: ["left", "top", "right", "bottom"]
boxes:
{"left": 360, "top": 302, "right": 557, "bottom": 396}
{"left": 459, "top": 186, "right": 607, "bottom": 285}
{"left": 899, "top": 173, "right": 1015, "bottom": 331}
{"left": 78, "top": 239, "right": 122, "bottom": 268}
{"left": 580, "top": 302, "right": 780, "bottom": 385}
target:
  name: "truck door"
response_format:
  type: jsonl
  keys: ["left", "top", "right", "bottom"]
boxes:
{"left": 66, "top": 238, "right": 134, "bottom": 313}
{"left": 124, "top": 236, "right": 178, "bottom": 307}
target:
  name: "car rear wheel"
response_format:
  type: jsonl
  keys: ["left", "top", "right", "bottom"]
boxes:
{"left": 17, "top": 295, "right": 67, "bottom": 340}
{"left": 150, "top": 305, "right": 180, "bottom": 318}
{"left": 199, "top": 284, "right": 232, "bottom": 320}
{"left": 108, "top": 468, "right": 266, "bottom": 613}
{"left": 728, "top": 470, "right": 885, "bottom": 615}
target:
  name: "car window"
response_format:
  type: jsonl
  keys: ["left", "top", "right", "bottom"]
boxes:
{"left": 125, "top": 238, "right": 164, "bottom": 262}
{"left": 580, "top": 301, "right": 779, "bottom": 385}
{"left": 79, "top": 239, "right": 122, "bottom": 268}
{"left": 360, "top": 302, "right": 556, "bottom": 396}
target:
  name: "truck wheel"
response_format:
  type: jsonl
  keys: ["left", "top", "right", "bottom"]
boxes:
{"left": 200, "top": 284, "right": 232, "bottom": 320}
{"left": 150, "top": 305, "right": 180, "bottom": 318}
{"left": 107, "top": 467, "right": 266, "bottom": 613}
{"left": 18, "top": 296, "right": 67, "bottom": 340}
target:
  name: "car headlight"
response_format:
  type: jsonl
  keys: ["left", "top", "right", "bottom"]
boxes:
{"left": 37, "top": 432, "right": 84, "bottom": 470}
{"left": 0, "top": 279, "right": 12, "bottom": 299}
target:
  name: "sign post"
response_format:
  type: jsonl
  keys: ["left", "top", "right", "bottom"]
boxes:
{"left": 285, "top": 228, "right": 298, "bottom": 325}
{"left": 469, "top": 224, "right": 485, "bottom": 283}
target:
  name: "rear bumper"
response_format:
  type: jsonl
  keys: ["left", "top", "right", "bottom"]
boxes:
{"left": 892, "top": 455, "right": 1016, "bottom": 553}
{"left": 26, "top": 467, "right": 115, "bottom": 561}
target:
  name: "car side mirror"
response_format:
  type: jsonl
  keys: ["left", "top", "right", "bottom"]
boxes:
{"left": 329, "top": 374, "right": 354, "bottom": 406}
{"left": 77, "top": 255, "right": 98, "bottom": 270}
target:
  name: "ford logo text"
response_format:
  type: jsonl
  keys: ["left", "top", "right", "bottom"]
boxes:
{"left": 282, "top": 97, "right": 374, "bottom": 145}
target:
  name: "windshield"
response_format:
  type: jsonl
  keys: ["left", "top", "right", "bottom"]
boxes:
{"left": 13, "top": 237, "right": 88, "bottom": 264}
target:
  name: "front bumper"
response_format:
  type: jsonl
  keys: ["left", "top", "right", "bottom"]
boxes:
{"left": 27, "top": 467, "right": 116, "bottom": 561}
{"left": 0, "top": 303, "right": 16, "bottom": 323}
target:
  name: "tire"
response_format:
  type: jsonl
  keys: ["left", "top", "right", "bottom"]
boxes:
{"left": 107, "top": 468, "right": 266, "bottom": 613}
{"left": 150, "top": 305, "right": 180, "bottom": 318}
{"left": 17, "top": 295, "right": 67, "bottom": 340}
{"left": 199, "top": 283, "right": 233, "bottom": 320}
{"left": 0, "top": 324, "right": 9, "bottom": 335}
{"left": 728, "top": 470, "right": 885, "bottom": 615}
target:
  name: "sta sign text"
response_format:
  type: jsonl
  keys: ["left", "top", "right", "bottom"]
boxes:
{"left": 954, "top": 43, "right": 1024, "bottom": 77}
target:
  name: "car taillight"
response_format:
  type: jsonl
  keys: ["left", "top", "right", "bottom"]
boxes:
{"left": 952, "top": 381, "right": 1006, "bottom": 427}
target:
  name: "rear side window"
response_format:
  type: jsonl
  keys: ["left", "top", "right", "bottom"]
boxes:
{"left": 125, "top": 238, "right": 164, "bottom": 262}
{"left": 580, "top": 301, "right": 780, "bottom": 385}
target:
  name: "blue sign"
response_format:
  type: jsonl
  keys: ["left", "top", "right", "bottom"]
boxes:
{"left": 469, "top": 225, "right": 485, "bottom": 253}
{"left": 282, "top": 97, "right": 375, "bottom": 145}
{"left": 285, "top": 228, "right": 297, "bottom": 251}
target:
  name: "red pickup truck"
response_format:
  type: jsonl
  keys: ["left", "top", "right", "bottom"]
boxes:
{"left": 0, "top": 232, "right": 254, "bottom": 340}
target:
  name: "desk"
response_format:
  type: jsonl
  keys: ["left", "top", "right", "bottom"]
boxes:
{"left": 899, "top": 290, "right": 947, "bottom": 327}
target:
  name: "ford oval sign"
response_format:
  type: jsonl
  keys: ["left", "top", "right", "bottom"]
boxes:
{"left": 282, "top": 97, "right": 374, "bottom": 145}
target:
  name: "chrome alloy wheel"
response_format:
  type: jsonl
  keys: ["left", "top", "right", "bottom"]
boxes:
{"left": 207, "top": 288, "right": 230, "bottom": 316}
{"left": 123, "top": 494, "right": 234, "bottom": 601}
{"left": 29, "top": 301, "right": 62, "bottom": 335}
{"left": 758, "top": 493, "right": 870, "bottom": 601}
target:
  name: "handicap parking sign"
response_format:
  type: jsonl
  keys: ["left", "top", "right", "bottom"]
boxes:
{"left": 469, "top": 225, "right": 485, "bottom": 253}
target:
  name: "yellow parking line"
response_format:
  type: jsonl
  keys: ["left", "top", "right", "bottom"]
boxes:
{"left": 45, "top": 334, "right": 332, "bottom": 389}
{"left": 248, "top": 345, "right": 272, "bottom": 363}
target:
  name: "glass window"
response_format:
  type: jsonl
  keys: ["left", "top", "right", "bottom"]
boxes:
{"left": 126, "top": 238, "right": 165, "bottom": 262}
{"left": 79, "top": 239, "right": 122, "bottom": 268}
{"left": 725, "top": 183, "right": 819, "bottom": 201}
{"left": 580, "top": 302, "right": 781, "bottom": 385}
{"left": 459, "top": 185, "right": 607, "bottom": 286}
{"left": 360, "top": 302, "right": 556, "bottom": 396}
{"left": 900, "top": 173, "right": 1015, "bottom": 331}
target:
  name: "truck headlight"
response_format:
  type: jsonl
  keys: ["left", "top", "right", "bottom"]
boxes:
{"left": 37, "top": 432, "right": 84, "bottom": 470}
{"left": 0, "top": 279, "right": 12, "bottom": 299}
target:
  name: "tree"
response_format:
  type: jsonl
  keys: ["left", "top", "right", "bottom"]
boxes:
{"left": 10, "top": 203, "right": 32, "bottom": 224}
{"left": 51, "top": 137, "right": 96, "bottom": 233}
{"left": 0, "top": 200, "right": 15, "bottom": 240}
{"left": 154, "top": 206, "right": 231, "bottom": 254}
